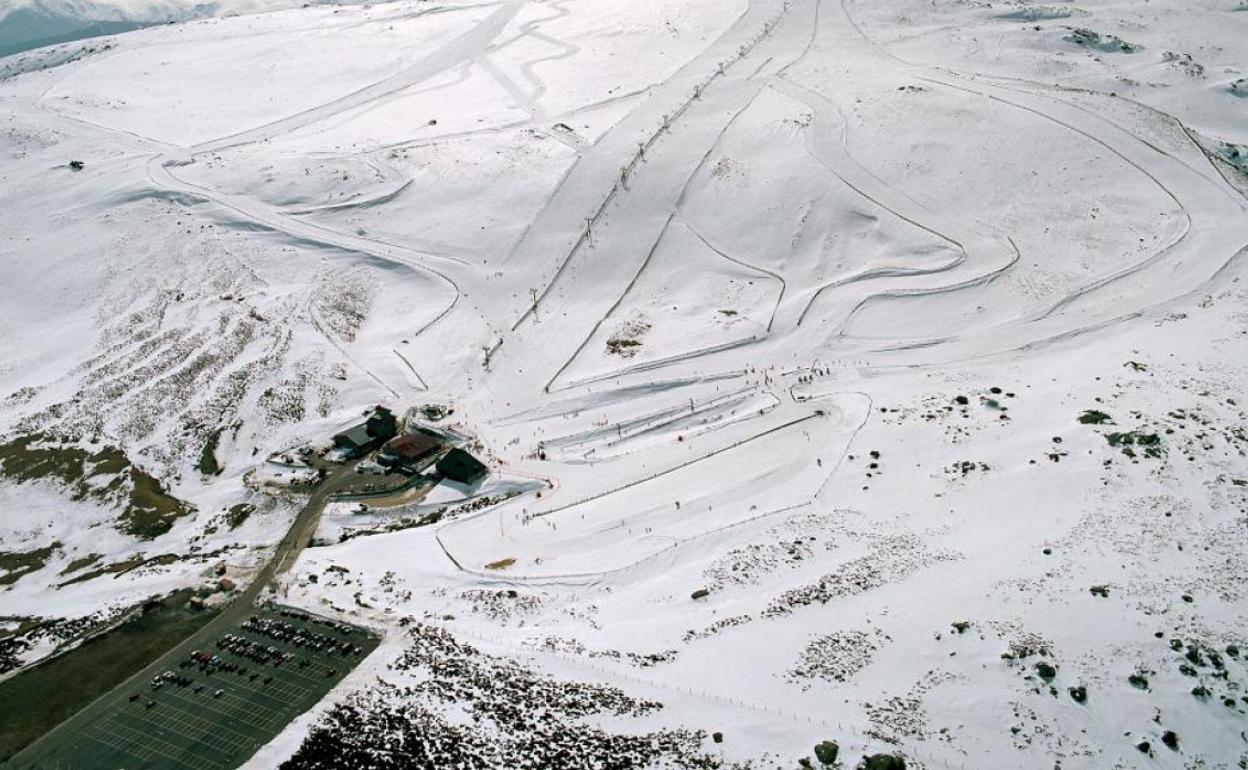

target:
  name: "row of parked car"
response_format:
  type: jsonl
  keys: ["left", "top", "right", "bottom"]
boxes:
{"left": 243, "top": 615, "right": 363, "bottom": 658}
{"left": 275, "top": 608, "right": 360, "bottom": 637}
{"left": 131, "top": 670, "right": 227, "bottom": 710}
{"left": 215, "top": 633, "right": 295, "bottom": 667}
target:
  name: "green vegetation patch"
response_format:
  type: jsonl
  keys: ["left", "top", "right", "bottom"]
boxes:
{"left": 57, "top": 556, "right": 146, "bottom": 587}
{"left": 0, "top": 618, "right": 46, "bottom": 676}
{"left": 1106, "top": 430, "right": 1164, "bottom": 459}
{"left": 9, "top": 605, "right": 378, "bottom": 769}
{"left": 124, "top": 470, "right": 193, "bottom": 539}
{"left": 58, "top": 553, "right": 103, "bottom": 576}
{"left": 1078, "top": 410, "right": 1114, "bottom": 425}
{"left": 57, "top": 553, "right": 181, "bottom": 587}
{"left": 197, "top": 427, "right": 224, "bottom": 476}
{"left": 0, "top": 590, "right": 213, "bottom": 761}
{"left": 0, "top": 617, "right": 44, "bottom": 643}
{"left": 0, "top": 543, "right": 61, "bottom": 587}
{"left": 225, "top": 503, "right": 255, "bottom": 530}
{"left": 337, "top": 508, "right": 445, "bottom": 543}
{"left": 0, "top": 433, "right": 193, "bottom": 540}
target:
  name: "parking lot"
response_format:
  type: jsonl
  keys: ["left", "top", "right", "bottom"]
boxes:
{"left": 13, "top": 606, "right": 379, "bottom": 770}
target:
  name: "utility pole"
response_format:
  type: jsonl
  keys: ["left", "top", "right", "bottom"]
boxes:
{"left": 530, "top": 288, "right": 539, "bottom": 322}
{"left": 482, "top": 338, "right": 501, "bottom": 370}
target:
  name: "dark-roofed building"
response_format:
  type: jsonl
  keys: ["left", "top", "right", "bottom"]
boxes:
{"left": 379, "top": 431, "right": 444, "bottom": 474}
{"left": 365, "top": 407, "right": 398, "bottom": 441}
{"left": 331, "top": 424, "right": 375, "bottom": 459}
{"left": 332, "top": 406, "right": 399, "bottom": 460}
{"left": 436, "top": 447, "right": 488, "bottom": 486}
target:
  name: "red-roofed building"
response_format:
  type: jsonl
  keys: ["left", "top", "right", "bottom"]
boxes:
{"left": 378, "top": 431, "right": 444, "bottom": 474}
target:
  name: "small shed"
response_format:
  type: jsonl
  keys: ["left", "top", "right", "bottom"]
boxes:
{"left": 436, "top": 447, "right": 488, "bottom": 485}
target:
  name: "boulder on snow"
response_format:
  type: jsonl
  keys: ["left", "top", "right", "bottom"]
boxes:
{"left": 814, "top": 740, "right": 839, "bottom": 765}
{"left": 859, "top": 754, "right": 905, "bottom": 770}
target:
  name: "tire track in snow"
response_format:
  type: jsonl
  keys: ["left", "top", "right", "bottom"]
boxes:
{"left": 391, "top": 349, "right": 430, "bottom": 391}
{"left": 509, "top": 0, "right": 580, "bottom": 108}
{"left": 839, "top": 8, "right": 1246, "bottom": 208}
{"left": 765, "top": 77, "right": 1010, "bottom": 333}
{"left": 190, "top": 0, "right": 528, "bottom": 155}
{"left": 542, "top": 89, "right": 764, "bottom": 393}
{"left": 279, "top": 156, "right": 413, "bottom": 216}
{"left": 913, "top": 76, "right": 1196, "bottom": 320}
{"left": 489, "top": 0, "right": 816, "bottom": 403}
{"left": 307, "top": 302, "right": 402, "bottom": 399}
{"left": 684, "top": 223, "right": 787, "bottom": 333}
{"left": 148, "top": 156, "right": 467, "bottom": 360}
{"left": 780, "top": 0, "right": 1248, "bottom": 363}
{"left": 501, "top": 0, "right": 801, "bottom": 340}
{"left": 113, "top": 4, "right": 543, "bottom": 382}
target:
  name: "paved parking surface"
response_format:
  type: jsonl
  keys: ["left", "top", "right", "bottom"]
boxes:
{"left": 12, "top": 606, "right": 379, "bottom": 770}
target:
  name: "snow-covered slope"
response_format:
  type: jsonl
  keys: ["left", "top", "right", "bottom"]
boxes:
{"left": 2, "top": 0, "right": 1247, "bottom": 767}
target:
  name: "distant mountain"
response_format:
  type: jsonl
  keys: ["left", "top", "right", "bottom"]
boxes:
{"left": 0, "top": 0, "right": 176, "bottom": 58}
{"left": 0, "top": 9, "right": 152, "bottom": 58}
{"left": 0, "top": 0, "right": 361, "bottom": 59}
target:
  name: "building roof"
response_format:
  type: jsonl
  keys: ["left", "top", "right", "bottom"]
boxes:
{"left": 436, "top": 447, "right": 488, "bottom": 484}
{"left": 333, "top": 424, "right": 374, "bottom": 449}
{"left": 382, "top": 432, "right": 443, "bottom": 462}
{"left": 365, "top": 407, "right": 398, "bottom": 440}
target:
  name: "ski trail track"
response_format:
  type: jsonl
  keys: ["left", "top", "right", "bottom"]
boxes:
{"left": 524, "top": 0, "right": 1248, "bottom": 395}
{"left": 822, "top": 0, "right": 1248, "bottom": 363}
{"left": 488, "top": 0, "right": 810, "bottom": 401}
{"left": 802, "top": 0, "right": 1248, "bottom": 361}
{"left": 25, "top": 0, "right": 1248, "bottom": 595}
{"left": 541, "top": 89, "right": 763, "bottom": 394}
{"left": 684, "top": 222, "right": 787, "bottom": 334}
{"left": 189, "top": 0, "right": 528, "bottom": 155}
{"left": 34, "top": 0, "right": 1247, "bottom": 416}
{"left": 25, "top": 4, "right": 530, "bottom": 398}
{"left": 766, "top": 77, "right": 1009, "bottom": 332}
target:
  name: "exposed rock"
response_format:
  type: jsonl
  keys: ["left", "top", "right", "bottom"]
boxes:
{"left": 859, "top": 754, "right": 905, "bottom": 770}
{"left": 814, "top": 740, "right": 839, "bottom": 765}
